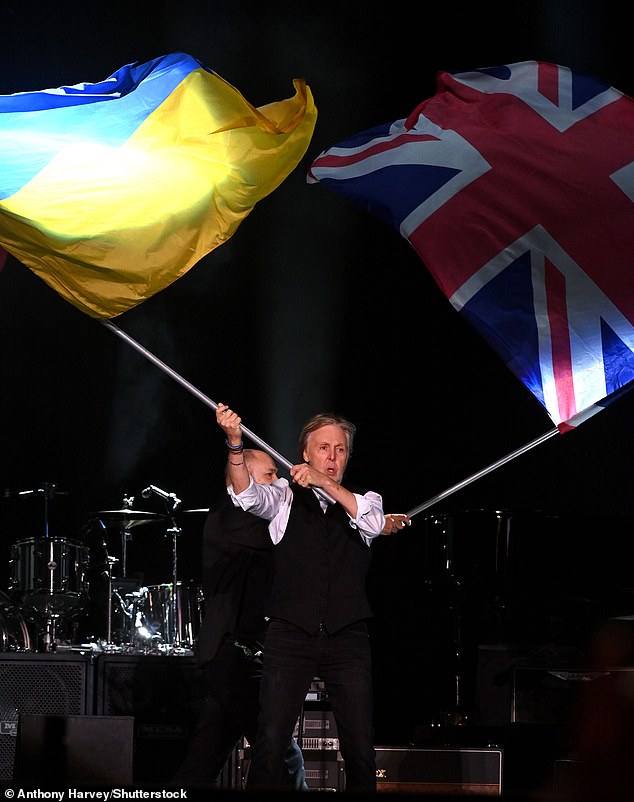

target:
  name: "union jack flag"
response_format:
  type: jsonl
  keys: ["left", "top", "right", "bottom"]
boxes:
{"left": 308, "top": 61, "right": 634, "bottom": 432}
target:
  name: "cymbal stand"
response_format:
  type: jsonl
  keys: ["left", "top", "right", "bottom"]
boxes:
{"left": 35, "top": 483, "right": 56, "bottom": 651}
{"left": 139, "top": 484, "right": 182, "bottom": 650}
{"left": 104, "top": 555, "right": 120, "bottom": 645}
{"left": 43, "top": 482, "right": 52, "bottom": 538}
{"left": 16, "top": 481, "right": 57, "bottom": 538}
{"left": 95, "top": 516, "right": 121, "bottom": 646}
{"left": 119, "top": 494, "right": 135, "bottom": 579}
{"left": 166, "top": 515, "right": 183, "bottom": 649}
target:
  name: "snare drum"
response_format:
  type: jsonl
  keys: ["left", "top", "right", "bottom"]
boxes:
{"left": 0, "top": 591, "right": 32, "bottom": 651}
{"left": 9, "top": 537, "right": 90, "bottom": 614}
{"left": 132, "top": 582, "right": 202, "bottom": 650}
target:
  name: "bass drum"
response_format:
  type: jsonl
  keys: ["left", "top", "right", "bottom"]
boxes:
{"left": 0, "top": 591, "right": 32, "bottom": 651}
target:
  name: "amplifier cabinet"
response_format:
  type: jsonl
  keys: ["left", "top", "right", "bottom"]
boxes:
{"left": 375, "top": 747, "right": 503, "bottom": 796}
{"left": 95, "top": 654, "right": 204, "bottom": 784}
{"left": 0, "top": 653, "right": 92, "bottom": 782}
{"left": 511, "top": 666, "right": 627, "bottom": 725}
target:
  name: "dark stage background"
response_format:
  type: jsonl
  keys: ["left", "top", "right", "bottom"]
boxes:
{"left": 1, "top": 0, "right": 634, "bottom": 747}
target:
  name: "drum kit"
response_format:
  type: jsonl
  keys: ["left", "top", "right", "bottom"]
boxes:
{"left": 0, "top": 482, "right": 206, "bottom": 655}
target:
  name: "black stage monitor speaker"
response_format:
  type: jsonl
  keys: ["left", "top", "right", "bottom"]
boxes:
{"left": 374, "top": 747, "right": 503, "bottom": 796}
{"left": 95, "top": 654, "right": 203, "bottom": 784}
{"left": 0, "top": 653, "right": 92, "bottom": 782}
{"left": 17, "top": 714, "right": 133, "bottom": 787}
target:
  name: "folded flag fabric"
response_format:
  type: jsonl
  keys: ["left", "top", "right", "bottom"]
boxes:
{"left": 0, "top": 52, "right": 317, "bottom": 318}
{"left": 308, "top": 61, "right": 634, "bottom": 432}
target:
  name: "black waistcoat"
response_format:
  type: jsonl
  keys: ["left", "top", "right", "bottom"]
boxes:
{"left": 267, "top": 485, "right": 373, "bottom": 634}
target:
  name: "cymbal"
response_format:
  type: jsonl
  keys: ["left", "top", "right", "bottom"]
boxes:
{"left": 4, "top": 486, "right": 70, "bottom": 498}
{"left": 93, "top": 509, "right": 165, "bottom": 528}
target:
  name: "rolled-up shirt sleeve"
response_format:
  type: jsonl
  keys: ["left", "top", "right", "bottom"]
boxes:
{"left": 228, "top": 477, "right": 289, "bottom": 518}
{"left": 349, "top": 490, "right": 386, "bottom": 546}
{"left": 228, "top": 477, "right": 292, "bottom": 545}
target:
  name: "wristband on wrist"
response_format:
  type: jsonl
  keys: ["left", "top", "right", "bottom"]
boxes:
{"left": 226, "top": 439, "right": 243, "bottom": 451}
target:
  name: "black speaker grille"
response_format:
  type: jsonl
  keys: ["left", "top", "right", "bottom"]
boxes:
{"left": 95, "top": 655, "right": 203, "bottom": 783}
{"left": 96, "top": 655, "right": 200, "bottom": 716}
{"left": 0, "top": 656, "right": 89, "bottom": 781}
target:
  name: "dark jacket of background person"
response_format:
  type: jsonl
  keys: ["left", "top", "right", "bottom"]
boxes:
{"left": 170, "top": 492, "right": 306, "bottom": 789}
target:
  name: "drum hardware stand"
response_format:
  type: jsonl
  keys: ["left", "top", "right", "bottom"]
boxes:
{"left": 103, "top": 555, "right": 120, "bottom": 645}
{"left": 94, "top": 501, "right": 167, "bottom": 651}
{"left": 11, "top": 482, "right": 70, "bottom": 653}
{"left": 429, "top": 579, "right": 471, "bottom": 728}
{"left": 95, "top": 514, "right": 121, "bottom": 646}
{"left": 141, "top": 484, "right": 184, "bottom": 651}
{"left": 120, "top": 494, "right": 135, "bottom": 579}
{"left": 95, "top": 495, "right": 165, "bottom": 581}
{"left": 42, "top": 607, "right": 61, "bottom": 652}
{"left": 167, "top": 520, "right": 183, "bottom": 649}
{"left": 163, "top": 498, "right": 183, "bottom": 651}
{"left": 429, "top": 517, "right": 471, "bottom": 728}
{"left": 10, "top": 481, "right": 64, "bottom": 536}
{"left": 43, "top": 537, "right": 59, "bottom": 651}
{"left": 24, "top": 598, "right": 63, "bottom": 653}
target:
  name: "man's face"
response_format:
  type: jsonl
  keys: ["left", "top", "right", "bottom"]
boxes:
{"left": 303, "top": 423, "right": 348, "bottom": 483}
{"left": 249, "top": 452, "right": 279, "bottom": 485}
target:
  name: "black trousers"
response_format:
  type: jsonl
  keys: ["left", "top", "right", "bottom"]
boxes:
{"left": 170, "top": 637, "right": 306, "bottom": 789}
{"left": 248, "top": 620, "right": 376, "bottom": 792}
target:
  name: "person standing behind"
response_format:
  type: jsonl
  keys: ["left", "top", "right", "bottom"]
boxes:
{"left": 170, "top": 448, "right": 307, "bottom": 790}
{"left": 216, "top": 402, "right": 388, "bottom": 793}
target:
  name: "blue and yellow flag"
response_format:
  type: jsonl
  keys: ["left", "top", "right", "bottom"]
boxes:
{"left": 0, "top": 52, "right": 317, "bottom": 318}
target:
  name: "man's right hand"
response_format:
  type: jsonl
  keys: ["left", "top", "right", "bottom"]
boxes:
{"left": 216, "top": 403, "right": 243, "bottom": 444}
{"left": 381, "top": 513, "right": 411, "bottom": 535}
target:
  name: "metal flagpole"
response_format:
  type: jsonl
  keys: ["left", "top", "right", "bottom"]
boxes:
{"left": 101, "top": 320, "right": 337, "bottom": 504}
{"left": 406, "top": 427, "right": 560, "bottom": 518}
{"left": 102, "top": 319, "right": 293, "bottom": 469}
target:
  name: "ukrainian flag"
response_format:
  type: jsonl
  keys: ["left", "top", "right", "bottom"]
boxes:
{"left": 0, "top": 52, "right": 317, "bottom": 318}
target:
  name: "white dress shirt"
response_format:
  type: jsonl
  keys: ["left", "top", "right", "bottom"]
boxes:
{"left": 228, "top": 476, "right": 385, "bottom": 547}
